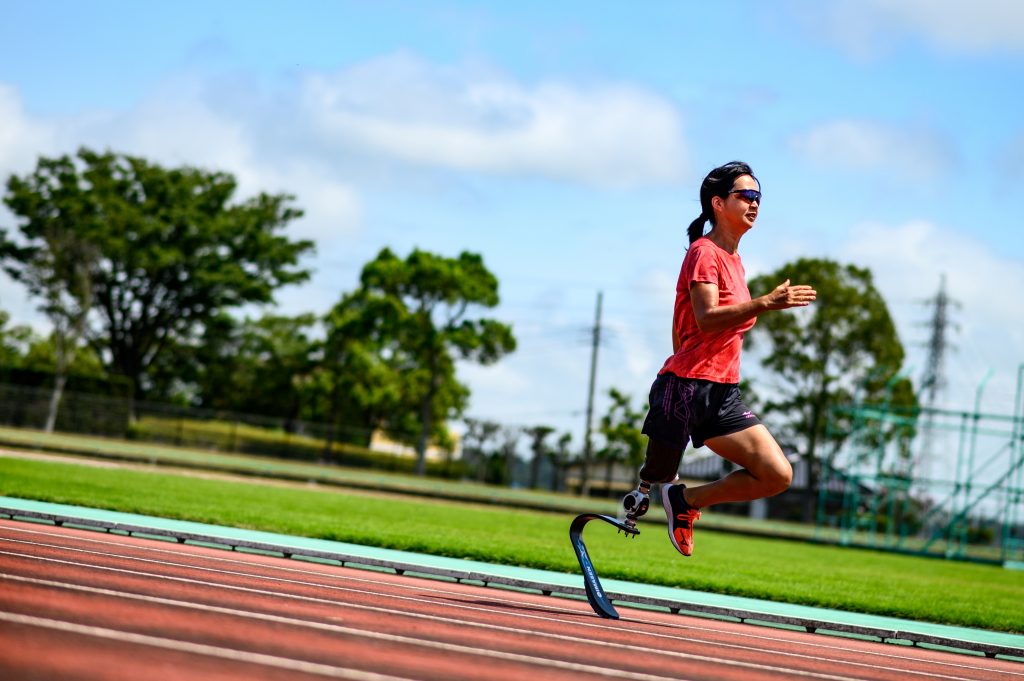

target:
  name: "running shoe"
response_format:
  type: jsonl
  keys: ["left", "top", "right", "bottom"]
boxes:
{"left": 661, "top": 483, "right": 701, "bottom": 557}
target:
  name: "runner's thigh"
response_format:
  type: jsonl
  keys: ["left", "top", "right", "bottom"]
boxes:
{"left": 703, "top": 424, "right": 791, "bottom": 481}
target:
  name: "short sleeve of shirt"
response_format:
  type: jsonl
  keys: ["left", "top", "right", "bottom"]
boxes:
{"left": 684, "top": 242, "right": 720, "bottom": 289}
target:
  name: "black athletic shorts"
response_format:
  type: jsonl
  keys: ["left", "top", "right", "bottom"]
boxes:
{"left": 641, "top": 372, "right": 761, "bottom": 451}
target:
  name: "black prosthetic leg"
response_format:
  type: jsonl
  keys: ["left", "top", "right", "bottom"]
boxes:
{"left": 568, "top": 481, "right": 651, "bottom": 619}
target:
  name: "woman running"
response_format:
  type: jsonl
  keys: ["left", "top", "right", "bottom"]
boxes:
{"left": 622, "top": 161, "right": 816, "bottom": 556}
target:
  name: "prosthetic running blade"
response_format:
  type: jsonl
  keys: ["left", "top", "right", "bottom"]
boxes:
{"left": 569, "top": 513, "right": 639, "bottom": 619}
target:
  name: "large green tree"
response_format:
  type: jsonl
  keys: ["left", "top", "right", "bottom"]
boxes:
{"left": 356, "top": 248, "right": 516, "bottom": 475}
{"left": 747, "top": 258, "right": 916, "bottom": 520}
{"left": 181, "top": 312, "right": 319, "bottom": 421}
{"left": 1, "top": 148, "right": 314, "bottom": 402}
{"left": 320, "top": 290, "right": 409, "bottom": 451}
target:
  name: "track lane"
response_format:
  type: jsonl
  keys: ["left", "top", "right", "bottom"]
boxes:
{"left": 2, "top": 521, "right": 1016, "bottom": 674}
{"left": 0, "top": 555, "right": 847, "bottom": 681}
{"left": 0, "top": 612, "right": 414, "bottom": 681}
{"left": 0, "top": 520, "right": 1019, "bottom": 681}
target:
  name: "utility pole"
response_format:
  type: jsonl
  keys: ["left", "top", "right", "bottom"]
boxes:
{"left": 580, "top": 290, "right": 602, "bottom": 497}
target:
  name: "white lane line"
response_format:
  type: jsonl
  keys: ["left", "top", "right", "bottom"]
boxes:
{"left": 2, "top": 527, "right": 1019, "bottom": 678}
{"left": 0, "top": 571, "right": 866, "bottom": 681}
{"left": 0, "top": 556, "right": 982, "bottom": 681}
{"left": 3, "top": 522, "right": 1017, "bottom": 678}
{"left": 0, "top": 610, "right": 415, "bottom": 681}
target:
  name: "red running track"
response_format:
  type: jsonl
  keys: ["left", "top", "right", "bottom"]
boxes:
{"left": 0, "top": 519, "right": 1020, "bottom": 681}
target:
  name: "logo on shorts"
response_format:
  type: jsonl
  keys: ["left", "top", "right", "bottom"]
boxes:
{"left": 742, "top": 410, "right": 755, "bottom": 419}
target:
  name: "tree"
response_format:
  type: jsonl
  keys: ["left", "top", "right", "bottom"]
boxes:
{"left": 19, "top": 334, "right": 105, "bottom": 379}
{"left": 0, "top": 310, "right": 33, "bottom": 367}
{"left": 524, "top": 425, "right": 555, "bottom": 489}
{"left": 356, "top": 248, "right": 516, "bottom": 475}
{"left": 6, "top": 228, "right": 97, "bottom": 431}
{"left": 497, "top": 425, "right": 522, "bottom": 486}
{"left": 203, "top": 313, "right": 319, "bottom": 420}
{"left": 320, "top": 290, "right": 409, "bottom": 453}
{"left": 550, "top": 432, "right": 573, "bottom": 492}
{"left": 462, "top": 417, "right": 502, "bottom": 483}
{"left": 1, "top": 148, "right": 314, "bottom": 405}
{"left": 596, "top": 388, "right": 646, "bottom": 492}
{"left": 747, "top": 258, "right": 916, "bottom": 520}
{"left": 143, "top": 312, "right": 237, "bottom": 406}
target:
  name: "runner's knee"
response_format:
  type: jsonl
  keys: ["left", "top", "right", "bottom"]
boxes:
{"left": 763, "top": 457, "right": 792, "bottom": 496}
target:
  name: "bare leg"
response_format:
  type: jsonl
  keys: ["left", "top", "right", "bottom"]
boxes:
{"left": 683, "top": 425, "right": 792, "bottom": 509}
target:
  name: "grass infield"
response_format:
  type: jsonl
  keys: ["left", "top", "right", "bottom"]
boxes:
{"left": 1, "top": 455, "right": 1021, "bottom": 633}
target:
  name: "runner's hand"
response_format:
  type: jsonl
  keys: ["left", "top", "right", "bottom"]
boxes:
{"left": 765, "top": 279, "right": 816, "bottom": 310}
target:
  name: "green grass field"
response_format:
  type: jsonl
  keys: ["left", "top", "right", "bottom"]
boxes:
{"left": 1, "top": 454, "right": 1021, "bottom": 633}
{"left": 0, "top": 425, "right": 824, "bottom": 540}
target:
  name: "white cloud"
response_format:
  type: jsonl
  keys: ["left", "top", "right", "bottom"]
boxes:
{"left": 789, "top": 119, "right": 956, "bottom": 179}
{"left": 460, "top": 360, "right": 531, "bottom": 397}
{"left": 810, "top": 0, "right": 1024, "bottom": 57}
{"left": 0, "top": 84, "right": 56, "bottom": 172}
{"left": 0, "top": 86, "right": 53, "bottom": 329}
{"left": 0, "top": 270, "right": 44, "bottom": 331}
{"left": 841, "top": 219, "right": 1024, "bottom": 410}
{"left": 77, "top": 77, "right": 364, "bottom": 242}
{"left": 302, "top": 53, "right": 688, "bottom": 188}
{"left": 0, "top": 77, "right": 364, "bottom": 246}
{"left": 616, "top": 268, "right": 676, "bottom": 382}
{"left": 0, "top": 77, "right": 364, "bottom": 330}
{"left": 604, "top": 317, "right": 657, "bottom": 385}
{"left": 100, "top": 77, "right": 253, "bottom": 178}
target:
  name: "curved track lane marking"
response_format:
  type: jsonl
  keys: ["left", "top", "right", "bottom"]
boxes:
{"left": 0, "top": 610, "right": 414, "bottom": 681}
{"left": 2, "top": 533, "right": 1018, "bottom": 679}
{"left": 3, "top": 523, "right": 1018, "bottom": 678}
{"left": 0, "top": 571, "right": 864, "bottom": 681}
{"left": 0, "top": 551, "right": 996, "bottom": 681}
{"left": 5, "top": 568, "right": 1000, "bottom": 681}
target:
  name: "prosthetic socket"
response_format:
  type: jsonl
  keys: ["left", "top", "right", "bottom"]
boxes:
{"left": 621, "top": 480, "right": 652, "bottom": 530}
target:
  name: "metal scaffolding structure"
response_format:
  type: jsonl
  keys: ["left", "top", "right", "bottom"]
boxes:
{"left": 815, "top": 364, "right": 1024, "bottom": 565}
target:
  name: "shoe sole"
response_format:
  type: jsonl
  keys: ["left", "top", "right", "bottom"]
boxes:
{"left": 661, "top": 484, "right": 690, "bottom": 557}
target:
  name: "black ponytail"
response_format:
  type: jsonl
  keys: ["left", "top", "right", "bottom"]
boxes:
{"left": 686, "top": 160, "right": 757, "bottom": 248}
{"left": 687, "top": 214, "right": 708, "bottom": 244}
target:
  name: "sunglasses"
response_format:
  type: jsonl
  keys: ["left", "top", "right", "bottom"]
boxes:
{"left": 729, "top": 189, "right": 762, "bottom": 203}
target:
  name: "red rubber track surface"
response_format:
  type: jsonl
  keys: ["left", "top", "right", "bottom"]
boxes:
{"left": 0, "top": 519, "right": 1020, "bottom": 681}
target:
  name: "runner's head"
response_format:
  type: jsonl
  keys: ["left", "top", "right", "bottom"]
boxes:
{"left": 687, "top": 161, "right": 758, "bottom": 244}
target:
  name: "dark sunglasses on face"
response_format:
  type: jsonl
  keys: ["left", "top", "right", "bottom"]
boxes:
{"left": 729, "top": 189, "right": 761, "bottom": 204}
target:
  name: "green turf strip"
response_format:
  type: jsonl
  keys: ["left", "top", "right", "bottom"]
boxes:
{"left": 1, "top": 455, "right": 1021, "bottom": 633}
{"left": 0, "top": 425, "right": 827, "bottom": 540}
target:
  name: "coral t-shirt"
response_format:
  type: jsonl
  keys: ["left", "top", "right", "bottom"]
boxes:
{"left": 658, "top": 237, "right": 755, "bottom": 383}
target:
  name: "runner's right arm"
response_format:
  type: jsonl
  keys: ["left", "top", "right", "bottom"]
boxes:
{"left": 690, "top": 279, "right": 816, "bottom": 334}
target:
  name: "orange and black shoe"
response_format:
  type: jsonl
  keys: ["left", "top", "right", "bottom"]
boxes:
{"left": 661, "top": 483, "right": 701, "bottom": 557}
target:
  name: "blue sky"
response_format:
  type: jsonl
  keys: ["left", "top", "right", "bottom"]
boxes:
{"left": 2, "top": 1, "right": 1023, "bottom": 449}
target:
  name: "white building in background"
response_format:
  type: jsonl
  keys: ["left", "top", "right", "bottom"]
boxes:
{"left": 369, "top": 429, "right": 460, "bottom": 462}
